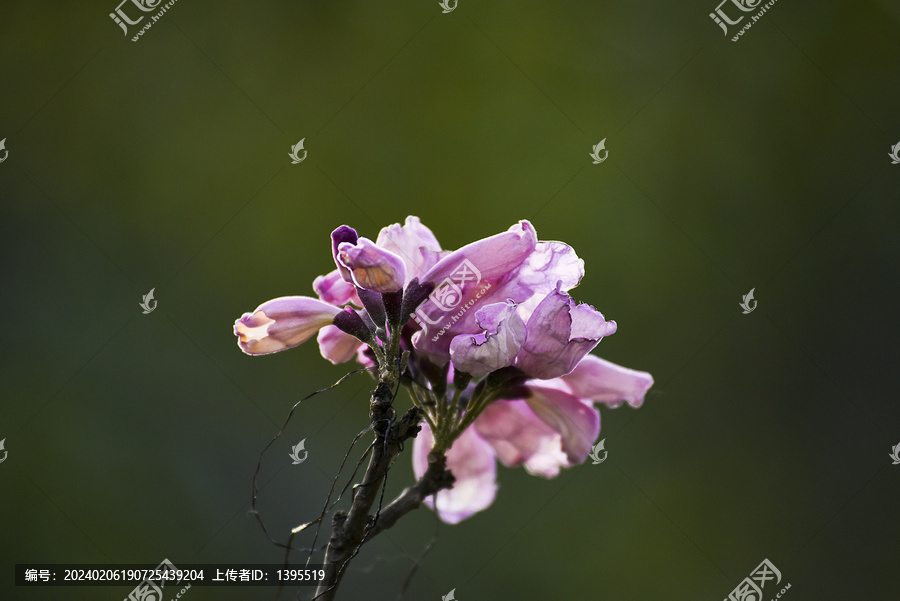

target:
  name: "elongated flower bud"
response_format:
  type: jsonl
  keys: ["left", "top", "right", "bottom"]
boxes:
{"left": 331, "top": 225, "right": 359, "bottom": 283}
{"left": 337, "top": 237, "right": 407, "bottom": 293}
{"left": 235, "top": 296, "right": 340, "bottom": 355}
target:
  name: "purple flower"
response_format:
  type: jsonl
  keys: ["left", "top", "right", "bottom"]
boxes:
{"left": 237, "top": 218, "right": 442, "bottom": 362}
{"left": 235, "top": 297, "right": 340, "bottom": 355}
{"left": 235, "top": 216, "right": 654, "bottom": 526}
{"left": 238, "top": 216, "right": 595, "bottom": 372}
{"left": 413, "top": 355, "right": 654, "bottom": 522}
{"left": 337, "top": 237, "right": 407, "bottom": 293}
{"left": 410, "top": 222, "right": 587, "bottom": 365}
{"left": 435, "top": 283, "right": 616, "bottom": 381}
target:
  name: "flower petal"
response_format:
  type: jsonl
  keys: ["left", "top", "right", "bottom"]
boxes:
{"left": 313, "top": 269, "right": 361, "bottom": 307}
{"left": 375, "top": 216, "right": 443, "bottom": 282}
{"left": 449, "top": 300, "right": 526, "bottom": 377}
{"left": 234, "top": 296, "right": 340, "bottom": 355}
{"left": 413, "top": 422, "right": 498, "bottom": 524}
{"left": 491, "top": 240, "right": 584, "bottom": 301}
{"left": 523, "top": 382, "right": 600, "bottom": 467}
{"left": 338, "top": 237, "right": 407, "bottom": 292}
{"left": 316, "top": 324, "right": 364, "bottom": 364}
{"left": 516, "top": 286, "right": 617, "bottom": 379}
{"left": 355, "top": 344, "right": 376, "bottom": 368}
{"left": 561, "top": 354, "right": 654, "bottom": 408}
{"left": 474, "top": 399, "right": 568, "bottom": 478}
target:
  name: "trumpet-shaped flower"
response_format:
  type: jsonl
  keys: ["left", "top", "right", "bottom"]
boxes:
{"left": 235, "top": 216, "right": 654, "bottom": 525}
{"left": 414, "top": 355, "right": 654, "bottom": 522}
{"left": 410, "top": 223, "right": 589, "bottom": 366}
{"left": 234, "top": 297, "right": 340, "bottom": 355}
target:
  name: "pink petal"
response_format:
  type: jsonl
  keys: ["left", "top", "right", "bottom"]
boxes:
{"left": 474, "top": 399, "right": 568, "bottom": 478}
{"left": 316, "top": 325, "right": 364, "bottom": 364}
{"left": 516, "top": 286, "right": 617, "bottom": 379}
{"left": 490, "top": 240, "right": 584, "bottom": 300}
{"left": 448, "top": 300, "right": 526, "bottom": 377}
{"left": 313, "top": 269, "right": 361, "bottom": 307}
{"left": 234, "top": 296, "right": 339, "bottom": 355}
{"left": 413, "top": 422, "right": 498, "bottom": 524}
{"left": 354, "top": 345, "right": 376, "bottom": 368}
{"left": 375, "top": 216, "right": 443, "bottom": 283}
{"left": 561, "top": 354, "right": 654, "bottom": 408}
{"left": 523, "top": 383, "right": 600, "bottom": 466}
{"left": 411, "top": 221, "right": 537, "bottom": 363}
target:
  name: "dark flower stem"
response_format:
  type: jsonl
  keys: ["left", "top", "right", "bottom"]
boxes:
{"left": 367, "top": 450, "right": 455, "bottom": 537}
{"left": 314, "top": 371, "right": 453, "bottom": 600}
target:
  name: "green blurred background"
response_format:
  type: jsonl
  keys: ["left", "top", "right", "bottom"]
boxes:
{"left": 2, "top": 0, "right": 899, "bottom": 599}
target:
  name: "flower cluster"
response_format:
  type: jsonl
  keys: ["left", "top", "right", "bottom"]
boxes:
{"left": 235, "top": 216, "right": 653, "bottom": 523}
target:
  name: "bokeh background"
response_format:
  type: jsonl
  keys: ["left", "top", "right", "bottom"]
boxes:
{"left": 2, "top": 0, "right": 899, "bottom": 599}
